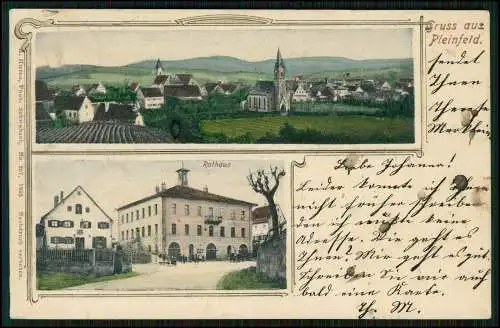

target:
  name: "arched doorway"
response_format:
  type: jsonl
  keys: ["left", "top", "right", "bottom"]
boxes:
{"left": 239, "top": 244, "right": 248, "bottom": 257}
{"left": 206, "top": 243, "right": 217, "bottom": 260}
{"left": 189, "top": 244, "right": 194, "bottom": 259}
{"left": 226, "top": 245, "right": 232, "bottom": 259}
{"left": 168, "top": 242, "right": 181, "bottom": 259}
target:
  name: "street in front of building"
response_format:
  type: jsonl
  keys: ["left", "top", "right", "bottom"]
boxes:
{"left": 64, "top": 261, "right": 255, "bottom": 291}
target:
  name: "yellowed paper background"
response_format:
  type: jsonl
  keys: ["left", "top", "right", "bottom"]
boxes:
{"left": 9, "top": 9, "right": 491, "bottom": 319}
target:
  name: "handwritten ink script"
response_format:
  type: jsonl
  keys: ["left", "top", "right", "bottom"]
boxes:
{"left": 426, "top": 19, "right": 490, "bottom": 143}
{"left": 294, "top": 154, "right": 491, "bottom": 319}
{"left": 293, "top": 18, "right": 491, "bottom": 319}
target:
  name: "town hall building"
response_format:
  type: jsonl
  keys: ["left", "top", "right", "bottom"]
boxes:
{"left": 116, "top": 165, "right": 256, "bottom": 261}
{"left": 247, "top": 48, "right": 291, "bottom": 113}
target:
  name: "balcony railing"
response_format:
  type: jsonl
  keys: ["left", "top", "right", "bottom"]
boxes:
{"left": 204, "top": 216, "right": 223, "bottom": 225}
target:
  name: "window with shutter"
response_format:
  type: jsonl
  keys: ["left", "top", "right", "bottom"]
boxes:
{"left": 48, "top": 220, "right": 60, "bottom": 228}
{"left": 98, "top": 222, "right": 110, "bottom": 229}
{"left": 62, "top": 220, "right": 74, "bottom": 228}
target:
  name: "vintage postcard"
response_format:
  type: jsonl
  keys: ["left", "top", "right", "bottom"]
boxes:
{"left": 8, "top": 9, "right": 493, "bottom": 320}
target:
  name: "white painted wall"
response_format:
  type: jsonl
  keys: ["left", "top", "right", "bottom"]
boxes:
{"left": 43, "top": 186, "right": 113, "bottom": 249}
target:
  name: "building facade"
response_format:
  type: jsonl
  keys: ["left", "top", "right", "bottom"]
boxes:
{"left": 251, "top": 204, "right": 286, "bottom": 244}
{"left": 53, "top": 95, "right": 95, "bottom": 123}
{"left": 136, "top": 87, "right": 165, "bottom": 109}
{"left": 39, "top": 186, "right": 113, "bottom": 249}
{"left": 117, "top": 167, "right": 256, "bottom": 260}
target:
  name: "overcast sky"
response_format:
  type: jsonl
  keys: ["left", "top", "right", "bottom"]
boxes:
{"left": 35, "top": 28, "right": 413, "bottom": 67}
{"left": 34, "top": 159, "right": 285, "bottom": 223}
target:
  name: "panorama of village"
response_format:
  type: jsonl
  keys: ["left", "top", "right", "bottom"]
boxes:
{"left": 36, "top": 162, "right": 287, "bottom": 291}
{"left": 35, "top": 48, "right": 415, "bottom": 144}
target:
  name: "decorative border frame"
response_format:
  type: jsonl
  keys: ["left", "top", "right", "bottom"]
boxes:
{"left": 20, "top": 13, "right": 426, "bottom": 155}
{"left": 13, "top": 13, "right": 430, "bottom": 304}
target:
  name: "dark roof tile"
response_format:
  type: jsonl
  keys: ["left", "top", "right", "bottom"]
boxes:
{"left": 164, "top": 85, "right": 201, "bottom": 98}
{"left": 93, "top": 103, "right": 137, "bottom": 122}
{"left": 175, "top": 73, "right": 194, "bottom": 85}
{"left": 153, "top": 75, "right": 171, "bottom": 85}
{"left": 54, "top": 95, "right": 86, "bottom": 111}
{"left": 249, "top": 81, "right": 274, "bottom": 95}
{"left": 117, "top": 185, "right": 257, "bottom": 211}
{"left": 205, "top": 83, "right": 218, "bottom": 94}
{"left": 252, "top": 205, "right": 271, "bottom": 224}
{"left": 140, "top": 87, "right": 163, "bottom": 98}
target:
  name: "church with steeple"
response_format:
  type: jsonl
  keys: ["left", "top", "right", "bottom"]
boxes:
{"left": 247, "top": 48, "right": 290, "bottom": 113}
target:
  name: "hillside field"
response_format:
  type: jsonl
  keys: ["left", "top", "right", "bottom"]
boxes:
{"left": 39, "top": 66, "right": 269, "bottom": 88}
{"left": 200, "top": 115, "right": 414, "bottom": 143}
{"left": 39, "top": 65, "right": 411, "bottom": 90}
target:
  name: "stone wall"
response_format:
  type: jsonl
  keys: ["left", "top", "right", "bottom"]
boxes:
{"left": 256, "top": 234, "right": 286, "bottom": 280}
{"left": 37, "top": 258, "right": 115, "bottom": 277}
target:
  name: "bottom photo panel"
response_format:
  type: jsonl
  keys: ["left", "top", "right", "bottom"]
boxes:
{"left": 33, "top": 157, "right": 287, "bottom": 292}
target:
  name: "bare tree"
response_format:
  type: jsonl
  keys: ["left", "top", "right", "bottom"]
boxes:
{"left": 247, "top": 166, "right": 285, "bottom": 238}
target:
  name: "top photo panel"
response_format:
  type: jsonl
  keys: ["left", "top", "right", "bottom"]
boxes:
{"left": 35, "top": 27, "right": 416, "bottom": 145}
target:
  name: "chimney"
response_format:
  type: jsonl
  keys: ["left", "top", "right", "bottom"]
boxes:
{"left": 60, "top": 190, "right": 64, "bottom": 201}
{"left": 54, "top": 195, "right": 59, "bottom": 207}
{"left": 203, "top": 185, "right": 208, "bottom": 193}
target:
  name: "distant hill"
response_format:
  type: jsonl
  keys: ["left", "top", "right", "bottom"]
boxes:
{"left": 36, "top": 55, "right": 413, "bottom": 88}
{"left": 127, "top": 55, "right": 413, "bottom": 77}
{"left": 36, "top": 65, "right": 99, "bottom": 80}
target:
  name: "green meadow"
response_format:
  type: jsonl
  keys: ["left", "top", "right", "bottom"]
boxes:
{"left": 201, "top": 115, "right": 414, "bottom": 141}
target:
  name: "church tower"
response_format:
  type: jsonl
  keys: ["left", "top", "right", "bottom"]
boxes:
{"left": 274, "top": 48, "right": 290, "bottom": 113}
{"left": 155, "top": 58, "right": 164, "bottom": 76}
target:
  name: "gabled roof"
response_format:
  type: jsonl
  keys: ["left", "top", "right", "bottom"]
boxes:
{"left": 249, "top": 81, "right": 274, "bottom": 95}
{"left": 93, "top": 103, "right": 137, "bottom": 122}
{"left": 218, "top": 83, "right": 238, "bottom": 93}
{"left": 381, "top": 81, "right": 392, "bottom": 89}
{"left": 252, "top": 205, "right": 271, "bottom": 224}
{"left": 54, "top": 95, "right": 87, "bottom": 111}
{"left": 117, "top": 184, "right": 257, "bottom": 211}
{"left": 40, "top": 185, "right": 113, "bottom": 223}
{"left": 164, "top": 85, "right": 202, "bottom": 98}
{"left": 175, "top": 73, "right": 194, "bottom": 85}
{"left": 309, "top": 82, "right": 327, "bottom": 94}
{"left": 140, "top": 87, "right": 163, "bottom": 98}
{"left": 204, "top": 83, "right": 219, "bottom": 94}
{"left": 153, "top": 74, "right": 172, "bottom": 85}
